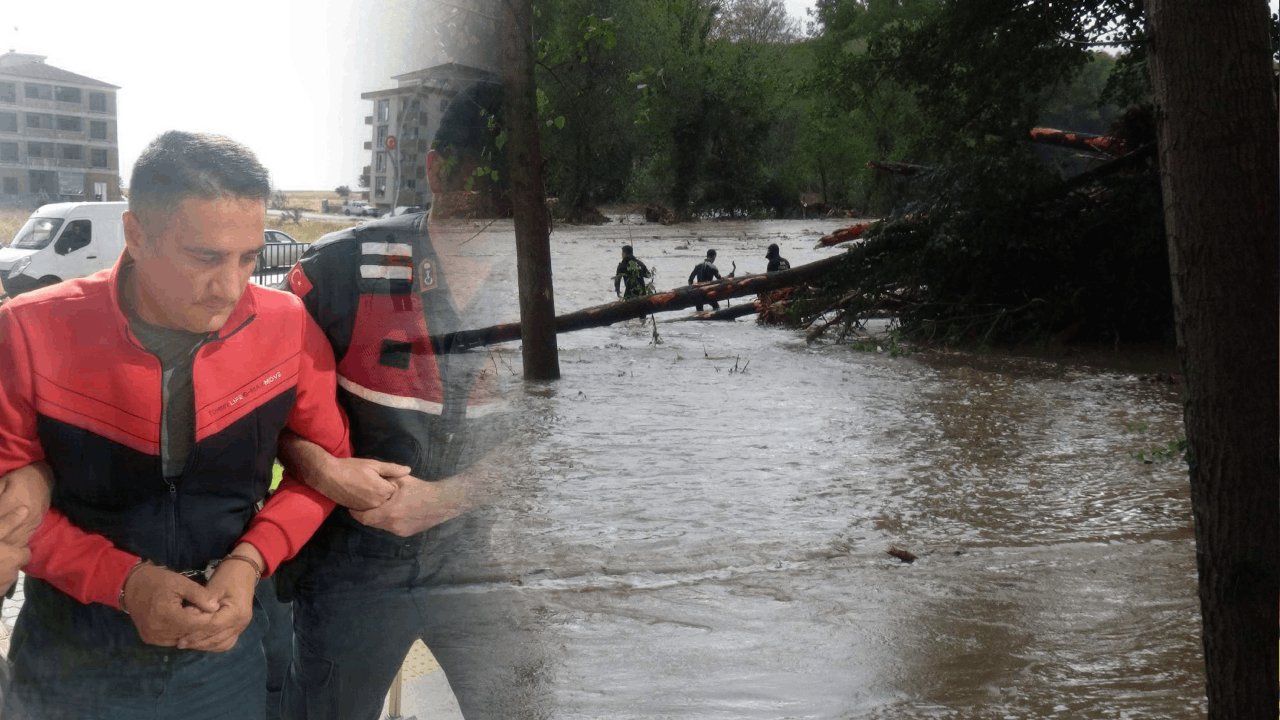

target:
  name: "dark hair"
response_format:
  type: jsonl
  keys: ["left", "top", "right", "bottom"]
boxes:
{"left": 129, "top": 131, "right": 271, "bottom": 232}
{"left": 706, "top": 249, "right": 716, "bottom": 259}
{"left": 431, "top": 78, "right": 505, "bottom": 191}
{"left": 622, "top": 245, "right": 633, "bottom": 255}
{"left": 766, "top": 243, "right": 780, "bottom": 257}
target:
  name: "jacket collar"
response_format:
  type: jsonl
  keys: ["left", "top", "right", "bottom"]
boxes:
{"left": 108, "top": 251, "right": 258, "bottom": 347}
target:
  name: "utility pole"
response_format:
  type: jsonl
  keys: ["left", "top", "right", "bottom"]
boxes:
{"left": 502, "top": 0, "right": 560, "bottom": 380}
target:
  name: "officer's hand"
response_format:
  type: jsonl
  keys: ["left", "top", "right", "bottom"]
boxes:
{"left": 123, "top": 563, "right": 220, "bottom": 647}
{"left": 312, "top": 457, "right": 409, "bottom": 511}
{"left": 0, "top": 506, "right": 31, "bottom": 596}
{"left": 178, "top": 547, "right": 261, "bottom": 652}
{"left": 351, "top": 475, "right": 476, "bottom": 538}
{"left": 0, "top": 462, "right": 52, "bottom": 546}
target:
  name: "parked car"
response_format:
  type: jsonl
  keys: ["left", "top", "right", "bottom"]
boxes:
{"left": 343, "top": 200, "right": 379, "bottom": 217}
{"left": 0, "top": 202, "right": 127, "bottom": 297}
{"left": 257, "top": 229, "right": 306, "bottom": 271}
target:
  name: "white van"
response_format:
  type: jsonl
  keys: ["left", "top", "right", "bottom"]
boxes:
{"left": 0, "top": 202, "right": 128, "bottom": 297}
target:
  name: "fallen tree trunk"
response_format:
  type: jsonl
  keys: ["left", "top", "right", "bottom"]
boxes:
{"left": 668, "top": 302, "right": 761, "bottom": 322}
{"left": 866, "top": 160, "right": 932, "bottom": 175}
{"left": 438, "top": 254, "right": 846, "bottom": 349}
{"left": 818, "top": 221, "right": 876, "bottom": 247}
{"left": 1028, "top": 127, "right": 1128, "bottom": 156}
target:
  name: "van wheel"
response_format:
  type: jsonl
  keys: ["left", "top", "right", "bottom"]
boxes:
{"left": 344, "top": 210, "right": 351, "bottom": 216}
{"left": 37, "top": 276, "right": 61, "bottom": 288}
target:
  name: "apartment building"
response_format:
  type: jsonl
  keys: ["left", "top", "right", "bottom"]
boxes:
{"left": 360, "top": 62, "right": 490, "bottom": 212}
{"left": 0, "top": 52, "right": 122, "bottom": 208}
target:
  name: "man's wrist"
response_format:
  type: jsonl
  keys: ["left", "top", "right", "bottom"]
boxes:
{"left": 119, "top": 559, "right": 150, "bottom": 614}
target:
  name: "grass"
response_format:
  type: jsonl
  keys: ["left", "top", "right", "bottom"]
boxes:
{"left": 0, "top": 209, "right": 29, "bottom": 244}
{"left": 277, "top": 190, "right": 354, "bottom": 215}
{"left": 268, "top": 215, "right": 361, "bottom": 244}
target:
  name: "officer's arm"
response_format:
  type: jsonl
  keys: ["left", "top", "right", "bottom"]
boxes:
{"left": 275, "top": 248, "right": 407, "bottom": 512}
{"left": 278, "top": 432, "right": 406, "bottom": 511}
{"left": 350, "top": 459, "right": 497, "bottom": 538}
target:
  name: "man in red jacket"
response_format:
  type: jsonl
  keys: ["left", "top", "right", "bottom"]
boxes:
{"left": 0, "top": 131, "right": 394, "bottom": 720}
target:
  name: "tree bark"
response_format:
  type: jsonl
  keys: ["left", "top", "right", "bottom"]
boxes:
{"left": 437, "top": 253, "right": 845, "bottom": 349}
{"left": 502, "top": 0, "right": 560, "bottom": 380}
{"left": 1147, "top": 0, "right": 1279, "bottom": 715}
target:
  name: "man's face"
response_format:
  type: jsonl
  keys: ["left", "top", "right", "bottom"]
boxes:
{"left": 123, "top": 196, "right": 265, "bottom": 333}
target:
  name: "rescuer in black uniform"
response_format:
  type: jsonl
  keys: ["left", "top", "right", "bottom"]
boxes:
{"left": 688, "top": 249, "right": 723, "bottom": 311}
{"left": 614, "top": 245, "right": 651, "bottom": 299}
{"left": 766, "top": 243, "right": 791, "bottom": 272}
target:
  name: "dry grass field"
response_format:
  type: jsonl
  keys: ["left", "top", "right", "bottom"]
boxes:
{"left": 277, "top": 190, "right": 355, "bottom": 214}
{"left": 0, "top": 209, "right": 30, "bottom": 245}
{"left": 267, "top": 216, "right": 362, "bottom": 244}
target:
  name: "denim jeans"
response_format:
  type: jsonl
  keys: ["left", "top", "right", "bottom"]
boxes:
{"left": 4, "top": 576, "right": 269, "bottom": 720}
{"left": 258, "top": 577, "right": 293, "bottom": 720}
{"left": 279, "top": 511, "right": 544, "bottom": 720}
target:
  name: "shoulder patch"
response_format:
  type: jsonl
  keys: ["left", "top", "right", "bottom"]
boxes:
{"left": 418, "top": 259, "right": 437, "bottom": 292}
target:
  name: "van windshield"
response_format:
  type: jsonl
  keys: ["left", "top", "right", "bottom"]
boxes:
{"left": 11, "top": 217, "right": 65, "bottom": 250}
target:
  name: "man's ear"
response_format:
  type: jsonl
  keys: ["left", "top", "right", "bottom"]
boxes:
{"left": 122, "top": 211, "right": 149, "bottom": 258}
{"left": 425, "top": 150, "right": 448, "bottom": 194}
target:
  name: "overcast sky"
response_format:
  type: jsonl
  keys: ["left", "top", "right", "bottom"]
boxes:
{"left": 3, "top": 0, "right": 1269, "bottom": 191}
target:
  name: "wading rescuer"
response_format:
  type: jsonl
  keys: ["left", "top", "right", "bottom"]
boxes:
{"left": 766, "top": 243, "right": 791, "bottom": 272}
{"left": 688, "top": 249, "right": 723, "bottom": 311}
{"left": 272, "top": 78, "right": 539, "bottom": 720}
{"left": 0, "top": 131, "right": 368, "bottom": 720}
{"left": 614, "top": 244, "right": 651, "bottom": 299}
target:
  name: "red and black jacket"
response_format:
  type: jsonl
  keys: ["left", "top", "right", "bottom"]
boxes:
{"left": 0, "top": 254, "right": 350, "bottom": 623}
{"left": 288, "top": 213, "right": 508, "bottom": 487}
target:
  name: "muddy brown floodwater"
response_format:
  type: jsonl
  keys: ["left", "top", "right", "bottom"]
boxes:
{"left": 403, "top": 213, "right": 1202, "bottom": 718}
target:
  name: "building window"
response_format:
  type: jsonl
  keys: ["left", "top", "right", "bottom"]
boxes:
{"left": 0, "top": 143, "right": 17, "bottom": 163}
{"left": 26, "top": 114, "right": 52, "bottom": 130}
{"left": 25, "top": 84, "right": 51, "bottom": 100}
{"left": 56, "top": 116, "right": 82, "bottom": 132}
{"left": 376, "top": 125, "right": 388, "bottom": 148}
{"left": 2, "top": 177, "right": 18, "bottom": 194}
{"left": 377, "top": 99, "right": 390, "bottom": 123}
{"left": 402, "top": 178, "right": 416, "bottom": 190}
{"left": 375, "top": 176, "right": 386, "bottom": 198}
{"left": 61, "top": 145, "right": 83, "bottom": 160}
{"left": 91, "top": 149, "right": 108, "bottom": 168}
{"left": 0, "top": 114, "right": 15, "bottom": 133}
{"left": 27, "top": 142, "right": 47, "bottom": 158}
{"left": 94, "top": 181, "right": 107, "bottom": 201}
{"left": 0, "top": 83, "right": 14, "bottom": 104}
{"left": 375, "top": 152, "right": 387, "bottom": 173}
{"left": 89, "top": 121, "right": 107, "bottom": 140}
{"left": 54, "top": 87, "right": 82, "bottom": 104}
{"left": 89, "top": 93, "right": 106, "bottom": 113}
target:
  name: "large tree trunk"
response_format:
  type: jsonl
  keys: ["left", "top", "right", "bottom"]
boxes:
{"left": 1146, "top": 0, "right": 1279, "bottom": 715}
{"left": 437, "top": 253, "right": 845, "bottom": 349}
{"left": 502, "top": 0, "right": 560, "bottom": 380}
